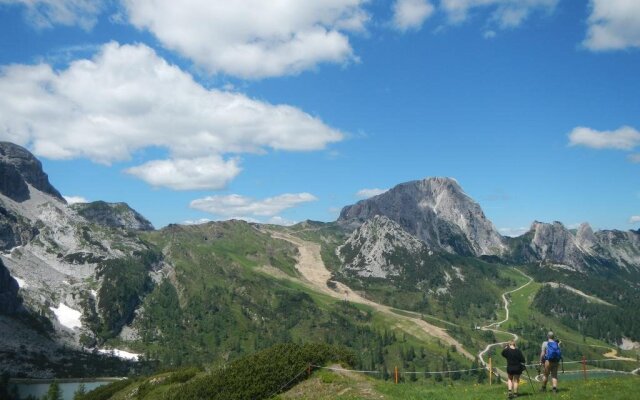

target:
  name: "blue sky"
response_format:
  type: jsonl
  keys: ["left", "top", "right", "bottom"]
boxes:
{"left": 0, "top": 0, "right": 639, "bottom": 235}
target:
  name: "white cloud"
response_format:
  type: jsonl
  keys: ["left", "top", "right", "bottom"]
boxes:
{"left": 568, "top": 126, "right": 640, "bottom": 150}
{"left": 441, "top": 0, "right": 558, "bottom": 29}
{"left": 392, "top": 0, "right": 434, "bottom": 31}
{"left": 181, "top": 218, "right": 212, "bottom": 225}
{"left": 63, "top": 195, "right": 88, "bottom": 204}
{"left": 499, "top": 227, "right": 529, "bottom": 237}
{"left": 0, "top": 0, "right": 103, "bottom": 30}
{"left": 0, "top": 42, "right": 343, "bottom": 190}
{"left": 267, "top": 216, "right": 297, "bottom": 226}
{"left": 484, "top": 30, "right": 497, "bottom": 39}
{"left": 584, "top": 0, "right": 640, "bottom": 51}
{"left": 630, "top": 216, "right": 640, "bottom": 224}
{"left": 628, "top": 153, "right": 640, "bottom": 163}
{"left": 356, "top": 188, "right": 388, "bottom": 199}
{"left": 122, "top": 0, "right": 369, "bottom": 79}
{"left": 190, "top": 193, "right": 317, "bottom": 217}
{"left": 125, "top": 156, "right": 241, "bottom": 191}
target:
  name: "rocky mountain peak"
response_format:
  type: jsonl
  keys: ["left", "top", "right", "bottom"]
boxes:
{"left": 576, "top": 222, "right": 597, "bottom": 250}
{"left": 0, "top": 142, "right": 64, "bottom": 203}
{"left": 338, "top": 177, "right": 505, "bottom": 256}
{"left": 71, "top": 201, "right": 154, "bottom": 231}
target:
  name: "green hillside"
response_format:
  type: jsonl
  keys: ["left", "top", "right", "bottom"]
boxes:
{"left": 71, "top": 342, "right": 638, "bottom": 400}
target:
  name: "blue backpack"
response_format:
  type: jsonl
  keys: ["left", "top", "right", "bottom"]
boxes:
{"left": 545, "top": 340, "right": 562, "bottom": 361}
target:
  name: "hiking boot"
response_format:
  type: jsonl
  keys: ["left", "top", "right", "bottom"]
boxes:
{"left": 507, "top": 393, "right": 514, "bottom": 399}
{"left": 552, "top": 387, "right": 558, "bottom": 394}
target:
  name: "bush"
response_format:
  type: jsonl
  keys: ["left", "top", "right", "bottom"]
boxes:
{"left": 164, "top": 342, "right": 355, "bottom": 400}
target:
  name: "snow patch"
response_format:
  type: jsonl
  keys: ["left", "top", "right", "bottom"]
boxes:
{"left": 90, "top": 290, "right": 97, "bottom": 298}
{"left": 98, "top": 348, "right": 140, "bottom": 361}
{"left": 50, "top": 303, "right": 82, "bottom": 330}
{"left": 13, "top": 276, "right": 26, "bottom": 288}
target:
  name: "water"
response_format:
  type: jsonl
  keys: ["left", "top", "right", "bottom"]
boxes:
{"left": 10, "top": 380, "right": 111, "bottom": 400}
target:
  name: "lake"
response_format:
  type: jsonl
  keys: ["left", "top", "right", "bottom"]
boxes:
{"left": 10, "top": 380, "right": 114, "bottom": 400}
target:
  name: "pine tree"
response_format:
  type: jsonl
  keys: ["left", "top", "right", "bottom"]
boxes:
{"left": 46, "top": 381, "right": 62, "bottom": 400}
{"left": 73, "top": 383, "right": 86, "bottom": 400}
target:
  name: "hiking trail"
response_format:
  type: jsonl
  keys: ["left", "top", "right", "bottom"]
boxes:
{"left": 266, "top": 230, "right": 474, "bottom": 360}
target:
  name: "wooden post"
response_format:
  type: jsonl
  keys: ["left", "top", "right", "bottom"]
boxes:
{"left": 582, "top": 356, "right": 587, "bottom": 381}
{"left": 307, "top": 364, "right": 311, "bottom": 377}
{"left": 489, "top": 357, "right": 492, "bottom": 385}
{"left": 395, "top": 366, "right": 399, "bottom": 384}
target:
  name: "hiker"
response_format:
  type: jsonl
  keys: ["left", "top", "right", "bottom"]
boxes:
{"left": 539, "top": 331, "right": 562, "bottom": 393}
{"left": 501, "top": 340, "right": 526, "bottom": 399}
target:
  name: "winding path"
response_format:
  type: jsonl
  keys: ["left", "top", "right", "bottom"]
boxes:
{"left": 477, "top": 269, "right": 534, "bottom": 375}
{"left": 266, "top": 230, "right": 474, "bottom": 360}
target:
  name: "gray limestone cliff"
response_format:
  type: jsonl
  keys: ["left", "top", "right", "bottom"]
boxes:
{"left": 72, "top": 201, "right": 155, "bottom": 231}
{"left": 507, "top": 221, "right": 640, "bottom": 272}
{"left": 0, "top": 259, "right": 21, "bottom": 314}
{"left": 339, "top": 177, "right": 505, "bottom": 256}
{"left": 0, "top": 142, "right": 64, "bottom": 202}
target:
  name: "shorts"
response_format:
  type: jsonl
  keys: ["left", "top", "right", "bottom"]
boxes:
{"left": 544, "top": 360, "right": 559, "bottom": 378}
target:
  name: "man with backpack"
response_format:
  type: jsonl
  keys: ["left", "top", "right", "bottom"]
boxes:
{"left": 539, "top": 331, "right": 562, "bottom": 393}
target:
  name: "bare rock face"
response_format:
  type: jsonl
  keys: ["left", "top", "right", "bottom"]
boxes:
{"left": 595, "top": 229, "right": 640, "bottom": 270}
{"left": 339, "top": 177, "right": 505, "bottom": 256}
{"left": 0, "top": 142, "right": 64, "bottom": 202}
{"left": 0, "top": 205, "right": 38, "bottom": 251}
{"left": 529, "top": 221, "right": 590, "bottom": 269}
{"left": 72, "top": 201, "right": 155, "bottom": 231}
{"left": 509, "top": 221, "right": 640, "bottom": 272}
{"left": 576, "top": 222, "right": 597, "bottom": 250}
{"left": 338, "top": 215, "right": 427, "bottom": 278}
{"left": 0, "top": 259, "right": 21, "bottom": 314}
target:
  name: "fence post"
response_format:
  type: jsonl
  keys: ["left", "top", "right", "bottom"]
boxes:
{"left": 582, "top": 356, "right": 587, "bottom": 381}
{"left": 307, "top": 363, "right": 311, "bottom": 377}
{"left": 395, "top": 366, "right": 399, "bottom": 384}
{"left": 489, "top": 357, "right": 492, "bottom": 385}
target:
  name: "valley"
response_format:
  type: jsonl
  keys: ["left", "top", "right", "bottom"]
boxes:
{"left": 1, "top": 142, "right": 639, "bottom": 399}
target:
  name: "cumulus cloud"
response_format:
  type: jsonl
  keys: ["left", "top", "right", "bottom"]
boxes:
{"left": 0, "top": 0, "right": 103, "bottom": 30}
{"left": 190, "top": 193, "right": 318, "bottom": 218}
{"left": 441, "top": 0, "right": 558, "bottom": 29}
{"left": 568, "top": 126, "right": 640, "bottom": 150}
{"left": 392, "top": 0, "right": 434, "bottom": 32}
{"left": 125, "top": 156, "right": 241, "bottom": 191}
{"left": 122, "top": 0, "right": 368, "bottom": 79}
{"left": 356, "top": 188, "right": 388, "bottom": 199}
{"left": 0, "top": 42, "right": 343, "bottom": 190}
{"left": 630, "top": 216, "right": 640, "bottom": 224}
{"left": 267, "top": 216, "right": 297, "bottom": 226}
{"left": 584, "top": 0, "right": 640, "bottom": 51}
{"left": 63, "top": 195, "right": 88, "bottom": 204}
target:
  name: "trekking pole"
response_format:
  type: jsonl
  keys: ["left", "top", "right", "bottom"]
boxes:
{"left": 522, "top": 364, "right": 536, "bottom": 395}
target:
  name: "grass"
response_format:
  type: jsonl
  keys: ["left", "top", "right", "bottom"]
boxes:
{"left": 275, "top": 366, "right": 639, "bottom": 399}
{"left": 374, "top": 375, "right": 639, "bottom": 400}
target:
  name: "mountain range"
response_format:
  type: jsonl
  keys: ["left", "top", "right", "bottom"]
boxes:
{"left": 1, "top": 141, "right": 639, "bottom": 378}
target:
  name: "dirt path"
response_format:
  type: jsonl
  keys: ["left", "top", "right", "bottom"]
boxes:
{"left": 602, "top": 349, "right": 636, "bottom": 362}
{"left": 543, "top": 282, "right": 613, "bottom": 306}
{"left": 477, "top": 269, "right": 534, "bottom": 375}
{"left": 267, "top": 231, "right": 474, "bottom": 360}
